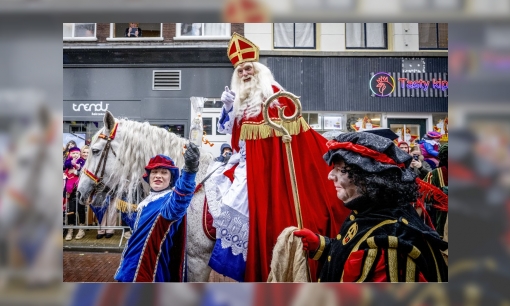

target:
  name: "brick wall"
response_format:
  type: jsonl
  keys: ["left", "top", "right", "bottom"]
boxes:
{"left": 96, "top": 23, "right": 110, "bottom": 43}
{"left": 163, "top": 23, "right": 176, "bottom": 43}
{"left": 231, "top": 23, "right": 244, "bottom": 35}
{"left": 63, "top": 23, "right": 240, "bottom": 46}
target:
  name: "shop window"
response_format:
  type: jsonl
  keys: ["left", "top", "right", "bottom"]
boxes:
{"left": 175, "top": 23, "right": 231, "bottom": 39}
{"left": 66, "top": 122, "right": 100, "bottom": 145}
{"left": 204, "top": 98, "right": 223, "bottom": 109}
{"left": 69, "top": 124, "right": 86, "bottom": 133}
{"left": 432, "top": 114, "right": 449, "bottom": 142}
{"left": 303, "top": 113, "right": 322, "bottom": 130}
{"left": 323, "top": 115, "right": 344, "bottom": 130}
{"left": 346, "top": 114, "right": 382, "bottom": 132}
{"left": 419, "top": 23, "right": 448, "bottom": 49}
{"left": 389, "top": 123, "right": 421, "bottom": 145}
{"left": 274, "top": 23, "right": 316, "bottom": 49}
{"left": 110, "top": 23, "right": 162, "bottom": 38}
{"left": 346, "top": 23, "right": 387, "bottom": 49}
{"left": 203, "top": 118, "right": 213, "bottom": 136}
{"left": 63, "top": 23, "right": 96, "bottom": 39}
{"left": 215, "top": 118, "right": 226, "bottom": 135}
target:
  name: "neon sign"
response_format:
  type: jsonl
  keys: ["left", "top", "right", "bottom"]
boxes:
{"left": 369, "top": 72, "right": 395, "bottom": 97}
{"left": 398, "top": 78, "right": 448, "bottom": 91}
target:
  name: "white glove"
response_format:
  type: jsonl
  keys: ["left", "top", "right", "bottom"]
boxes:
{"left": 221, "top": 86, "right": 235, "bottom": 110}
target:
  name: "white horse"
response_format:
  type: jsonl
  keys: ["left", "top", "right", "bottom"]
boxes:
{"left": 76, "top": 111, "right": 215, "bottom": 282}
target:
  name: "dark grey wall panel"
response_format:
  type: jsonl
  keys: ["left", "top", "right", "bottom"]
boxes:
{"left": 141, "top": 98, "right": 190, "bottom": 120}
{"left": 64, "top": 67, "right": 232, "bottom": 100}
{"left": 63, "top": 48, "right": 231, "bottom": 66}
{"left": 267, "top": 57, "right": 448, "bottom": 113}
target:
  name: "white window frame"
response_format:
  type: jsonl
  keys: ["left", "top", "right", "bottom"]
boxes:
{"left": 174, "top": 23, "right": 231, "bottom": 40}
{"left": 345, "top": 23, "right": 387, "bottom": 49}
{"left": 106, "top": 23, "right": 164, "bottom": 41}
{"left": 381, "top": 113, "right": 433, "bottom": 132}
{"left": 190, "top": 98, "right": 231, "bottom": 157}
{"left": 63, "top": 23, "right": 97, "bottom": 41}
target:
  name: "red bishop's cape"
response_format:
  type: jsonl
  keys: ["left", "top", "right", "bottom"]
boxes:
{"left": 230, "top": 85, "right": 350, "bottom": 281}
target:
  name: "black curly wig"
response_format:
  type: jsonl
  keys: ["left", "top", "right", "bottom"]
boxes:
{"left": 335, "top": 156, "right": 420, "bottom": 207}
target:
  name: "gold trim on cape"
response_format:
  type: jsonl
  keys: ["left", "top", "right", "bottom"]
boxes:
{"left": 356, "top": 248, "right": 378, "bottom": 283}
{"left": 427, "top": 241, "right": 442, "bottom": 282}
{"left": 312, "top": 235, "right": 326, "bottom": 260}
{"left": 387, "top": 236, "right": 399, "bottom": 282}
{"left": 115, "top": 198, "right": 138, "bottom": 213}
{"left": 240, "top": 117, "right": 310, "bottom": 140}
{"left": 340, "top": 219, "right": 398, "bottom": 282}
{"left": 406, "top": 256, "right": 416, "bottom": 282}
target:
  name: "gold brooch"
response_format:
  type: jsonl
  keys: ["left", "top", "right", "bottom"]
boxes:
{"left": 342, "top": 222, "right": 358, "bottom": 245}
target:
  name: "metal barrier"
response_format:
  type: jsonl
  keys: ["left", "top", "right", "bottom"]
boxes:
{"left": 62, "top": 225, "right": 129, "bottom": 248}
{"left": 64, "top": 205, "right": 130, "bottom": 248}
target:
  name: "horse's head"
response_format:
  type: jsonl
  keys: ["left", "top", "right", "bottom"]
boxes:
{"left": 77, "top": 111, "right": 120, "bottom": 205}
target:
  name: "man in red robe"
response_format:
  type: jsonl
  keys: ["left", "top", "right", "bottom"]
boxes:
{"left": 204, "top": 33, "right": 349, "bottom": 282}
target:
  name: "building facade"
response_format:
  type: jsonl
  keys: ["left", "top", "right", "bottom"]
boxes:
{"left": 63, "top": 23, "right": 242, "bottom": 156}
{"left": 63, "top": 23, "right": 448, "bottom": 155}
{"left": 245, "top": 23, "right": 448, "bottom": 144}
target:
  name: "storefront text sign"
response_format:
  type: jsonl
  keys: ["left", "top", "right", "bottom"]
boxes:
{"left": 397, "top": 77, "right": 448, "bottom": 91}
{"left": 370, "top": 72, "right": 448, "bottom": 98}
{"left": 72, "top": 101, "right": 109, "bottom": 116}
{"left": 64, "top": 100, "right": 141, "bottom": 120}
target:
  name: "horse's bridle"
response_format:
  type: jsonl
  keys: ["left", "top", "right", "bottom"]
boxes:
{"left": 84, "top": 122, "right": 118, "bottom": 200}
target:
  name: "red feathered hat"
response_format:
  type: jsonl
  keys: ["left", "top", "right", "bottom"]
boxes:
{"left": 143, "top": 155, "right": 180, "bottom": 187}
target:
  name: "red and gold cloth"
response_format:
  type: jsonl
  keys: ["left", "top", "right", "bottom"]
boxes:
{"left": 234, "top": 85, "right": 350, "bottom": 281}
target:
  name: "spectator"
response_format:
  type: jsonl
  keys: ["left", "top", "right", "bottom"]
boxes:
{"left": 410, "top": 145, "right": 432, "bottom": 179}
{"left": 125, "top": 23, "right": 142, "bottom": 37}
{"left": 293, "top": 132, "right": 448, "bottom": 282}
{"left": 71, "top": 145, "right": 90, "bottom": 240}
{"left": 397, "top": 141, "right": 410, "bottom": 154}
{"left": 95, "top": 196, "right": 118, "bottom": 239}
{"left": 424, "top": 143, "right": 449, "bottom": 236}
{"left": 418, "top": 131, "right": 442, "bottom": 169}
{"left": 78, "top": 145, "right": 89, "bottom": 171}
{"left": 64, "top": 146, "right": 84, "bottom": 171}
{"left": 214, "top": 143, "right": 232, "bottom": 163}
{"left": 63, "top": 140, "right": 77, "bottom": 162}
{"left": 63, "top": 147, "right": 81, "bottom": 241}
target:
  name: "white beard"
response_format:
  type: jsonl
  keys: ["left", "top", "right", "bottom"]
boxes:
{"left": 234, "top": 78, "right": 265, "bottom": 120}
{"left": 231, "top": 62, "right": 282, "bottom": 122}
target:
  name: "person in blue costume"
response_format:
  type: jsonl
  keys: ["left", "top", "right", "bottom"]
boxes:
{"left": 114, "top": 142, "right": 200, "bottom": 282}
{"left": 214, "top": 143, "right": 232, "bottom": 163}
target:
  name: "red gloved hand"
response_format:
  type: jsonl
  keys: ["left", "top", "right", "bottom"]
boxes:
{"left": 293, "top": 228, "right": 319, "bottom": 252}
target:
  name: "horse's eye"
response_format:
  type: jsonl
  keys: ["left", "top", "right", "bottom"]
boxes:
{"left": 92, "top": 149, "right": 100, "bottom": 155}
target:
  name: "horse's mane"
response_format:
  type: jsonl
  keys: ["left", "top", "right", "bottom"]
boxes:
{"left": 105, "top": 119, "right": 189, "bottom": 206}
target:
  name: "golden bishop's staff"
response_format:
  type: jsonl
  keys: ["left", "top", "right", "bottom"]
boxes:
{"left": 262, "top": 90, "right": 311, "bottom": 282}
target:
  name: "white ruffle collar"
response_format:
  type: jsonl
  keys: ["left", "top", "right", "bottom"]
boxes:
{"left": 137, "top": 189, "right": 172, "bottom": 210}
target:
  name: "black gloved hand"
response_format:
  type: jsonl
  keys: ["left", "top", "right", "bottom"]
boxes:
{"left": 183, "top": 142, "right": 200, "bottom": 173}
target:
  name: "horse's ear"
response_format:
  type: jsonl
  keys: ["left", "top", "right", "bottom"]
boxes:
{"left": 104, "top": 111, "right": 115, "bottom": 132}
